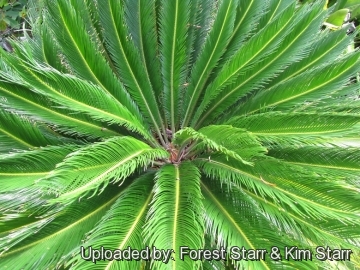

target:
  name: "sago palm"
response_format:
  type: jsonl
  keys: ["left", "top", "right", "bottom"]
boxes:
{"left": 0, "top": 0, "right": 360, "bottom": 269}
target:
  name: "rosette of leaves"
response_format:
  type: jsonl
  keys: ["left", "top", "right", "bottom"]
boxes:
{"left": 0, "top": 0, "right": 360, "bottom": 269}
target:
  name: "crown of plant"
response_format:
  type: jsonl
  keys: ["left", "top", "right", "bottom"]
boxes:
{"left": 0, "top": 0, "right": 360, "bottom": 269}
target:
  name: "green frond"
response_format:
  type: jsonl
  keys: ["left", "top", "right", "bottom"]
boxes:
{"left": 124, "top": 0, "right": 163, "bottom": 100}
{"left": 290, "top": 75, "right": 360, "bottom": 114}
{"left": 266, "top": 28, "right": 354, "bottom": 87}
{"left": 240, "top": 52, "right": 360, "bottom": 115}
{"left": 0, "top": 145, "right": 76, "bottom": 193}
{"left": 268, "top": 146, "right": 360, "bottom": 180}
{"left": 159, "top": 0, "right": 190, "bottom": 132}
{"left": 0, "top": 214, "right": 55, "bottom": 255}
{"left": 67, "top": 172, "right": 155, "bottom": 270}
{"left": 0, "top": 146, "right": 79, "bottom": 223}
{"left": 1, "top": 56, "right": 153, "bottom": 141}
{"left": 192, "top": 2, "right": 297, "bottom": 126}
{"left": 182, "top": 0, "right": 216, "bottom": 121}
{"left": 241, "top": 184, "right": 360, "bottom": 252}
{"left": 195, "top": 1, "right": 328, "bottom": 127}
{"left": 0, "top": 186, "right": 122, "bottom": 270}
{"left": 144, "top": 162, "right": 204, "bottom": 270}
{"left": 190, "top": 0, "right": 216, "bottom": 68}
{"left": 184, "top": 0, "right": 204, "bottom": 75}
{"left": 94, "top": 0, "right": 165, "bottom": 142}
{"left": 313, "top": 101, "right": 360, "bottom": 115}
{"left": 39, "top": 137, "right": 168, "bottom": 203}
{"left": 182, "top": 0, "right": 237, "bottom": 127}
{"left": 0, "top": 186, "right": 48, "bottom": 222}
{"left": 201, "top": 177, "right": 312, "bottom": 270}
{"left": 255, "top": 160, "right": 360, "bottom": 217}
{"left": 0, "top": 84, "right": 117, "bottom": 140}
{"left": 202, "top": 236, "right": 226, "bottom": 270}
{"left": 227, "top": 112, "right": 360, "bottom": 135}
{"left": 0, "top": 109, "right": 54, "bottom": 153}
{"left": 195, "top": 154, "right": 360, "bottom": 221}
{"left": 44, "top": 0, "right": 142, "bottom": 121}
{"left": 203, "top": 177, "right": 360, "bottom": 269}
{"left": 219, "top": 0, "right": 264, "bottom": 62}
{"left": 197, "top": 125, "right": 267, "bottom": 160}
{"left": 80, "top": 0, "right": 121, "bottom": 78}
{"left": 23, "top": 25, "right": 66, "bottom": 72}
{"left": 251, "top": 159, "right": 360, "bottom": 221}
{"left": 258, "top": 0, "right": 295, "bottom": 29}
{"left": 257, "top": 133, "right": 360, "bottom": 150}
{"left": 174, "top": 125, "right": 262, "bottom": 165}
{"left": 82, "top": 0, "right": 103, "bottom": 41}
{"left": 227, "top": 112, "right": 360, "bottom": 149}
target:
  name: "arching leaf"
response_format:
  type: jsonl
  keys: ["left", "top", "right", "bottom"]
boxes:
{"left": 67, "top": 173, "right": 155, "bottom": 270}
{"left": 40, "top": 137, "right": 168, "bottom": 203}
{"left": 144, "top": 162, "right": 204, "bottom": 270}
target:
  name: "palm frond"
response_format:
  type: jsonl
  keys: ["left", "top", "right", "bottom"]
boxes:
{"left": 39, "top": 137, "right": 168, "bottom": 203}
{"left": 268, "top": 146, "right": 360, "bottom": 180}
{"left": 190, "top": 0, "right": 216, "bottom": 68}
{"left": 201, "top": 177, "right": 310, "bottom": 270}
{"left": 241, "top": 183, "right": 360, "bottom": 251}
{"left": 182, "top": 0, "right": 237, "bottom": 127}
{"left": 124, "top": 0, "right": 163, "bottom": 101}
{"left": 228, "top": 112, "right": 360, "bottom": 149}
{"left": 184, "top": 0, "right": 203, "bottom": 75}
{"left": 195, "top": 1, "right": 328, "bottom": 126}
{"left": 240, "top": 53, "right": 360, "bottom": 115}
{"left": 205, "top": 176, "right": 360, "bottom": 269}
{"left": 144, "top": 162, "right": 204, "bottom": 270}
{"left": 198, "top": 125, "right": 267, "bottom": 159}
{"left": 0, "top": 186, "right": 49, "bottom": 222}
{"left": 0, "top": 146, "right": 79, "bottom": 222}
{"left": 0, "top": 110, "right": 48, "bottom": 152}
{"left": 192, "top": 2, "right": 297, "bottom": 126}
{"left": 44, "top": 0, "right": 141, "bottom": 120}
{"left": 195, "top": 154, "right": 360, "bottom": 221}
{"left": 182, "top": 0, "right": 216, "bottom": 122}
{"left": 227, "top": 112, "right": 360, "bottom": 135}
{"left": 0, "top": 186, "right": 122, "bottom": 270}
{"left": 24, "top": 25, "right": 66, "bottom": 73}
{"left": 266, "top": 28, "right": 354, "bottom": 87}
{"left": 0, "top": 145, "right": 76, "bottom": 193}
{"left": 74, "top": 0, "right": 120, "bottom": 77}
{"left": 1, "top": 55, "right": 153, "bottom": 142}
{"left": 0, "top": 80, "right": 118, "bottom": 139}
{"left": 291, "top": 84, "right": 360, "bottom": 115}
{"left": 174, "top": 126, "right": 262, "bottom": 165}
{"left": 308, "top": 101, "right": 360, "bottom": 116}
{"left": 219, "top": 0, "right": 264, "bottom": 63}
{"left": 67, "top": 172, "right": 154, "bottom": 270}
{"left": 258, "top": 0, "right": 295, "bottom": 29}
{"left": 159, "top": 0, "right": 190, "bottom": 132}
{"left": 94, "top": 0, "right": 165, "bottom": 143}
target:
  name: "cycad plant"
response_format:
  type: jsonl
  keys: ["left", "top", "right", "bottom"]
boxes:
{"left": 0, "top": 0, "right": 360, "bottom": 269}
